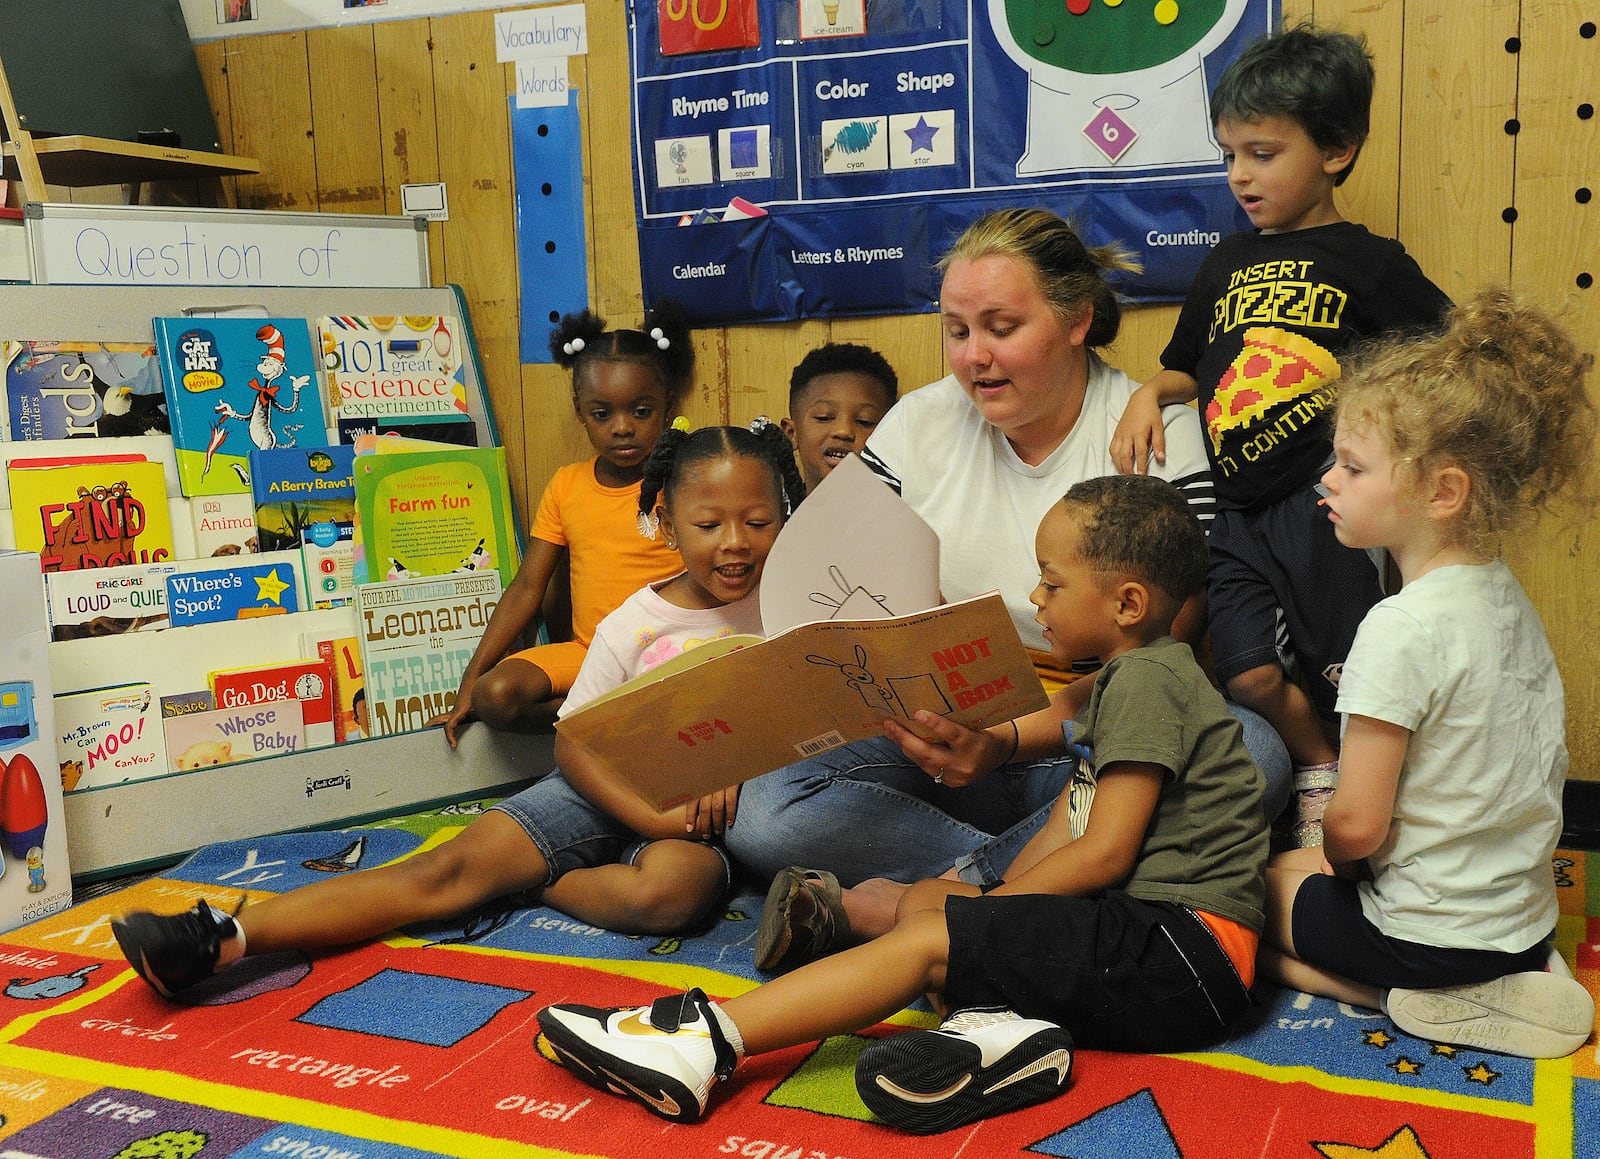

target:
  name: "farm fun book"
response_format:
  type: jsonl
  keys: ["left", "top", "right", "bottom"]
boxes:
{"left": 352, "top": 445, "right": 518, "bottom": 590}
{"left": 3, "top": 339, "right": 169, "bottom": 440}
{"left": 153, "top": 316, "right": 329, "bottom": 497}
{"left": 355, "top": 571, "right": 501, "bottom": 739}
{"left": 7, "top": 458, "right": 175, "bottom": 574}
{"left": 556, "top": 452, "right": 1048, "bottom": 811}
{"left": 316, "top": 314, "right": 471, "bottom": 431}
{"left": 251, "top": 445, "right": 357, "bottom": 608}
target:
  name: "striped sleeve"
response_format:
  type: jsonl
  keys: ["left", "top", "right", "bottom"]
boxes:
{"left": 1169, "top": 467, "right": 1215, "bottom": 529}
{"left": 858, "top": 446, "right": 903, "bottom": 495}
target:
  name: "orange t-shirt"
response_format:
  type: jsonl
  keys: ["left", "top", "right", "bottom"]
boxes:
{"left": 529, "top": 458, "right": 682, "bottom": 647}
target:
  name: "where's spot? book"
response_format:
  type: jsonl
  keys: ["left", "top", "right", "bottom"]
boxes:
{"left": 153, "top": 317, "right": 328, "bottom": 497}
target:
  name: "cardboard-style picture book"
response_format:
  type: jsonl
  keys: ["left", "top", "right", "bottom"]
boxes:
{"left": 8, "top": 457, "right": 175, "bottom": 573}
{"left": 316, "top": 314, "right": 471, "bottom": 424}
{"left": 208, "top": 656, "right": 335, "bottom": 749}
{"left": 250, "top": 445, "right": 356, "bottom": 608}
{"left": 556, "top": 453, "right": 1045, "bottom": 811}
{"left": 163, "top": 699, "right": 307, "bottom": 769}
{"left": 0, "top": 434, "right": 180, "bottom": 509}
{"left": 164, "top": 553, "right": 306, "bottom": 627}
{"left": 152, "top": 316, "right": 328, "bottom": 497}
{"left": 308, "top": 633, "right": 364, "bottom": 742}
{"left": 44, "top": 562, "right": 180, "bottom": 641}
{"left": 0, "top": 550, "right": 73, "bottom": 930}
{"left": 3, "top": 339, "right": 169, "bottom": 441}
{"left": 53, "top": 682, "right": 167, "bottom": 792}
{"left": 352, "top": 445, "right": 518, "bottom": 591}
{"left": 354, "top": 570, "right": 501, "bottom": 739}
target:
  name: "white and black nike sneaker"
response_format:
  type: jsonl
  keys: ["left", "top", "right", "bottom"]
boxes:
{"left": 855, "top": 1007, "right": 1074, "bottom": 1133}
{"left": 536, "top": 988, "right": 738, "bottom": 1123}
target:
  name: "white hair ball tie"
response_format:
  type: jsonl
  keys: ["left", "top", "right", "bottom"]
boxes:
{"left": 562, "top": 337, "right": 586, "bottom": 356}
{"left": 649, "top": 327, "right": 670, "bottom": 350}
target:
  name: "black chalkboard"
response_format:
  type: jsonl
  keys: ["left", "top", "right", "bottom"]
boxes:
{"left": 0, "top": 0, "right": 222, "bottom": 152}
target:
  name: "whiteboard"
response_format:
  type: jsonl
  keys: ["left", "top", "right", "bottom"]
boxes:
{"left": 25, "top": 203, "right": 429, "bottom": 288}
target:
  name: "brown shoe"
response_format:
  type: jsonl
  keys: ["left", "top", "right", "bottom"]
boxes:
{"left": 753, "top": 866, "right": 850, "bottom": 973}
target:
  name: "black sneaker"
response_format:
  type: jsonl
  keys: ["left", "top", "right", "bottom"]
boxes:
{"left": 112, "top": 900, "right": 238, "bottom": 998}
{"left": 855, "top": 1007, "right": 1074, "bottom": 1134}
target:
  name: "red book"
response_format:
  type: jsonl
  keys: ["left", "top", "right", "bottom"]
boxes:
{"left": 208, "top": 657, "right": 335, "bottom": 749}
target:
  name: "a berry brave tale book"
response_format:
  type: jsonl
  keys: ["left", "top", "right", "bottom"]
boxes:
{"left": 154, "top": 317, "right": 328, "bottom": 497}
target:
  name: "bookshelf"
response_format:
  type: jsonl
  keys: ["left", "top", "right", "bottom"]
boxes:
{"left": 0, "top": 282, "right": 545, "bottom": 880}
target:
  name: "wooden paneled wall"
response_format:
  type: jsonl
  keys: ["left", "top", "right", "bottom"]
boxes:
{"left": 109, "top": 1, "right": 1597, "bottom": 776}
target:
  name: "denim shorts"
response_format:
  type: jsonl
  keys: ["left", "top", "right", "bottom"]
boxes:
{"left": 943, "top": 891, "right": 1253, "bottom": 1053}
{"left": 490, "top": 771, "right": 732, "bottom": 891}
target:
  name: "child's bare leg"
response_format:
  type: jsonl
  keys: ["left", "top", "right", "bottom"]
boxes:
{"left": 239, "top": 810, "right": 555, "bottom": 955}
{"left": 541, "top": 839, "right": 726, "bottom": 935}
{"left": 1261, "top": 851, "right": 1382, "bottom": 1010}
{"left": 471, "top": 658, "right": 562, "bottom": 732}
{"left": 1225, "top": 662, "right": 1337, "bottom": 767}
{"left": 724, "top": 909, "right": 951, "bottom": 1054}
{"left": 838, "top": 877, "right": 913, "bottom": 940}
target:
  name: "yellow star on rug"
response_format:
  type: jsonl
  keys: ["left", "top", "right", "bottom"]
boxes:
{"left": 1463, "top": 1061, "right": 1502, "bottom": 1085}
{"left": 1362, "top": 1028, "right": 1396, "bottom": 1049}
{"left": 1314, "top": 1124, "right": 1431, "bottom": 1158}
{"left": 1387, "top": 1055, "right": 1424, "bottom": 1076}
{"left": 1428, "top": 1044, "right": 1457, "bottom": 1058}
{"left": 254, "top": 567, "right": 291, "bottom": 605}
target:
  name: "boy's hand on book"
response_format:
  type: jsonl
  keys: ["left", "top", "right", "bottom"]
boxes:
{"left": 881, "top": 710, "right": 1006, "bottom": 789}
{"left": 684, "top": 785, "right": 739, "bottom": 839}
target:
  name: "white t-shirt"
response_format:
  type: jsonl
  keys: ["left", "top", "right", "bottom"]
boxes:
{"left": 860, "top": 353, "right": 1214, "bottom": 651}
{"left": 557, "top": 577, "right": 766, "bottom": 718}
{"left": 1337, "top": 561, "right": 1564, "bottom": 953}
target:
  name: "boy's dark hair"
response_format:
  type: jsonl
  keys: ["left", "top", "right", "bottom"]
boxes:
{"left": 549, "top": 300, "right": 695, "bottom": 403}
{"left": 1061, "top": 476, "right": 1207, "bottom": 620}
{"left": 639, "top": 420, "right": 806, "bottom": 520}
{"left": 1210, "top": 22, "right": 1374, "bottom": 187}
{"left": 789, "top": 343, "right": 899, "bottom": 411}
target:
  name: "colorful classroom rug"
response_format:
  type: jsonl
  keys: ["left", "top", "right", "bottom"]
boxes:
{"left": 0, "top": 801, "right": 1594, "bottom": 1159}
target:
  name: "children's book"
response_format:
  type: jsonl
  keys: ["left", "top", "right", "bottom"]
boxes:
{"left": 354, "top": 571, "right": 501, "bottom": 739}
{"left": 164, "top": 553, "right": 305, "bottom": 627}
{"left": 0, "top": 434, "right": 180, "bottom": 509}
{"left": 316, "top": 314, "right": 471, "bottom": 423}
{"left": 3, "top": 340, "right": 169, "bottom": 441}
{"left": 352, "top": 445, "right": 518, "bottom": 590}
{"left": 309, "top": 633, "right": 364, "bottom": 742}
{"left": 153, "top": 316, "right": 328, "bottom": 497}
{"left": 8, "top": 458, "right": 175, "bottom": 573}
{"left": 189, "top": 493, "right": 259, "bottom": 558}
{"left": 45, "top": 561, "right": 180, "bottom": 640}
{"left": 336, "top": 415, "right": 479, "bottom": 447}
{"left": 250, "top": 445, "right": 356, "bottom": 608}
{"left": 209, "top": 656, "right": 335, "bottom": 748}
{"left": 159, "top": 690, "right": 215, "bottom": 719}
{"left": 163, "top": 699, "right": 306, "bottom": 770}
{"left": 53, "top": 683, "right": 167, "bottom": 791}
{"left": 556, "top": 454, "right": 1044, "bottom": 811}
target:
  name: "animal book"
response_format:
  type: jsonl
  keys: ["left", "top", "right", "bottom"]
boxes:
{"left": 354, "top": 571, "right": 501, "bottom": 739}
{"left": 250, "top": 445, "right": 356, "bottom": 609}
{"left": 153, "top": 316, "right": 328, "bottom": 497}
{"left": 189, "top": 492, "right": 259, "bottom": 558}
{"left": 44, "top": 561, "right": 180, "bottom": 641}
{"left": 163, "top": 699, "right": 306, "bottom": 770}
{"left": 3, "top": 339, "right": 169, "bottom": 440}
{"left": 556, "top": 453, "right": 1044, "bottom": 810}
{"left": 53, "top": 683, "right": 167, "bottom": 792}
{"left": 7, "top": 457, "right": 175, "bottom": 574}
{"left": 352, "top": 445, "right": 518, "bottom": 590}
{"left": 209, "top": 656, "right": 335, "bottom": 749}
{"left": 316, "top": 314, "right": 471, "bottom": 423}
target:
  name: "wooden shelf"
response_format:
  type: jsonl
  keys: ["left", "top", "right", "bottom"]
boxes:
{"left": 2, "top": 134, "right": 258, "bottom": 190}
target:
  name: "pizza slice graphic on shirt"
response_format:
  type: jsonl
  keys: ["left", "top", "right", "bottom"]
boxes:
{"left": 1205, "top": 327, "right": 1342, "bottom": 453}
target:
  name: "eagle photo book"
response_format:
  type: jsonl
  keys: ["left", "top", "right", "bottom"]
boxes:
{"left": 153, "top": 316, "right": 328, "bottom": 497}
{"left": 3, "top": 339, "right": 169, "bottom": 441}
{"left": 557, "top": 455, "right": 1047, "bottom": 810}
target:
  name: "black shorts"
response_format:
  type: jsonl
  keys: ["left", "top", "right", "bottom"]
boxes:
{"left": 943, "top": 892, "right": 1253, "bottom": 1052}
{"left": 1292, "top": 873, "right": 1548, "bottom": 990}
{"left": 1207, "top": 485, "right": 1384, "bottom": 720}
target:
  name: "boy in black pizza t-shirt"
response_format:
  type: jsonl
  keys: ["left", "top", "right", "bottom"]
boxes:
{"left": 1109, "top": 24, "right": 1450, "bottom": 848}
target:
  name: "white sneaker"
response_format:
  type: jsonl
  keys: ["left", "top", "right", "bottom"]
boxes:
{"left": 1384, "top": 970, "right": 1595, "bottom": 1059}
{"left": 854, "top": 1007, "right": 1074, "bottom": 1134}
{"left": 535, "top": 989, "right": 736, "bottom": 1122}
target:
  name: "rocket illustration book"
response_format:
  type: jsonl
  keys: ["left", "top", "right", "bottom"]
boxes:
{"left": 154, "top": 317, "right": 329, "bottom": 497}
